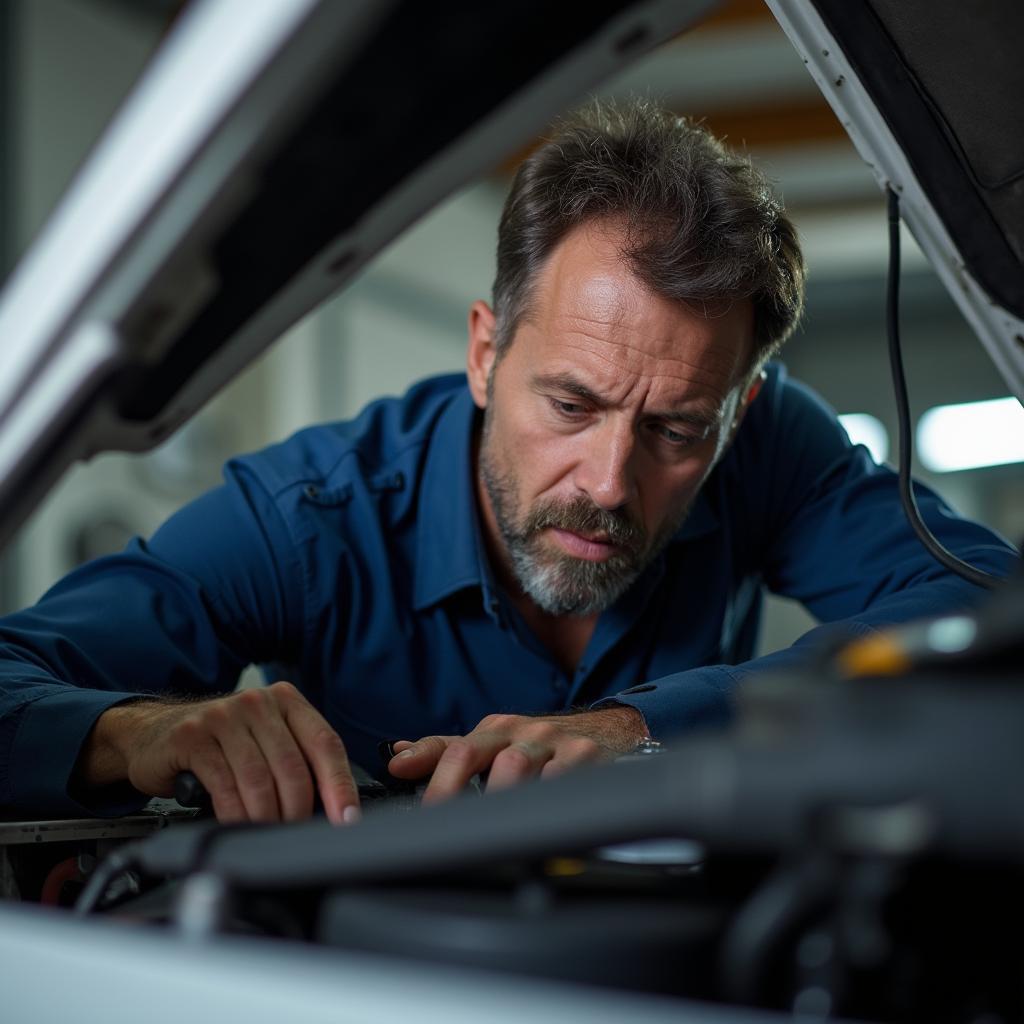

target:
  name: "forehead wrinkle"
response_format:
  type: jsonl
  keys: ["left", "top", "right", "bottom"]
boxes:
{"left": 552, "top": 302, "right": 742, "bottom": 376}
{"left": 557, "top": 332, "right": 738, "bottom": 392}
{"left": 548, "top": 340, "right": 731, "bottom": 424}
{"left": 551, "top": 303, "right": 635, "bottom": 342}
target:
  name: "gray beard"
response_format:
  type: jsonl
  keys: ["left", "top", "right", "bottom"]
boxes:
{"left": 478, "top": 413, "right": 689, "bottom": 617}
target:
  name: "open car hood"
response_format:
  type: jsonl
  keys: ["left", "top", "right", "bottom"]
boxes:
{"left": 0, "top": 0, "right": 1020, "bottom": 550}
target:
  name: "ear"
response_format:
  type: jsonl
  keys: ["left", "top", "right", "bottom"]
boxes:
{"left": 727, "top": 369, "right": 767, "bottom": 441}
{"left": 466, "top": 300, "right": 498, "bottom": 410}
{"left": 744, "top": 368, "right": 766, "bottom": 409}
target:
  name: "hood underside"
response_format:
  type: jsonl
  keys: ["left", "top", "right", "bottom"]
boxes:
{"left": 816, "top": 0, "right": 1024, "bottom": 319}
{"left": 0, "top": 0, "right": 1020, "bottom": 550}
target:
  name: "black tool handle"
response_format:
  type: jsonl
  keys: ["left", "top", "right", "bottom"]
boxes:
{"left": 174, "top": 770, "right": 213, "bottom": 811}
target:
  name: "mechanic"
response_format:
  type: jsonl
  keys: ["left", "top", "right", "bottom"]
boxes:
{"left": 0, "top": 100, "right": 1015, "bottom": 825}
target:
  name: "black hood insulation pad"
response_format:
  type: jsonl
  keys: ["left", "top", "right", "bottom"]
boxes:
{"left": 813, "top": 0, "right": 1024, "bottom": 320}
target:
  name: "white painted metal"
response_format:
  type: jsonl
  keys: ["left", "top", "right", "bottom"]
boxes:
{"left": 0, "top": 0, "right": 321, "bottom": 418}
{"left": 0, "top": 903, "right": 776, "bottom": 1024}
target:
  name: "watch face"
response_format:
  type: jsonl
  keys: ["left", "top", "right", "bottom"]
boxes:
{"left": 632, "top": 739, "right": 664, "bottom": 755}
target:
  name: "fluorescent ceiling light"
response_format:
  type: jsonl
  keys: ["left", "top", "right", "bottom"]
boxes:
{"left": 917, "top": 397, "right": 1024, "bottom": 472}
{"left": 838, "top": 413, "right": 889, "bottom": 464}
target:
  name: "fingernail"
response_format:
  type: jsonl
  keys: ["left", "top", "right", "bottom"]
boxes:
{"left": 343, "top": 805, "right": 361, "bottom": 825}
{"left": 395, "top": 749, "right": 415, "bottom": 759}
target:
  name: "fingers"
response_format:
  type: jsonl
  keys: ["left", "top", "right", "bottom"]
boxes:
{"left": 484, "top": 740, "right": 552, "bottom": 791}
{"left": 236, "top": 690, "right": 316, "bottom": 821}
{"left": 395, "top": 717, "right": 610, "bottom": 805}
{"left": 421, "top": 734, "right": 508, "bottom": 805}
{"left": 173, "top": 689, "right": 291, "bottom": 824}
{"left": 486, "top": 730, "right": 602, "bottom": 791}
{"left": 180, "top": 733, "right": 247, "bottom": 824}
{"left": 385, "top": 735, "right": 452, "bottom": 780}
{"left": 148, "top": 682, "right": 357, "bottom": 826}
{"left": 276, "top": 684, "right": 360, "bottom": 825}
{"left": 215, "top": 720, "right": 281, "bottom": 822}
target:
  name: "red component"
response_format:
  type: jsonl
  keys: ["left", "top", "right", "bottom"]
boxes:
{"left": 40, "top": 856, "right": 85, "bottom": 906}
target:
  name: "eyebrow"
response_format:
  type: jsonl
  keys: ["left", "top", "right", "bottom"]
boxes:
{"left": 532, "top": 372, "right": 723, "bottom": 430}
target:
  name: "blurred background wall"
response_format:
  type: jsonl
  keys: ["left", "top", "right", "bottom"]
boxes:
{"left": 1, "top": 0, "right": 1019, "bottom": 659}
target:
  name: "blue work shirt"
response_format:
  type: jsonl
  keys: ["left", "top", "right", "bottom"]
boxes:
{"left": 0, "top": 365, "right": 1015, "bottom": 816}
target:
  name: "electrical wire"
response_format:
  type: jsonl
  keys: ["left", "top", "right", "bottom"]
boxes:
{"left": 74, "top": 847, "right": 137, "bottom": 916}
{"left": 885, "top": 188, "right": 1004, "bottom": 590}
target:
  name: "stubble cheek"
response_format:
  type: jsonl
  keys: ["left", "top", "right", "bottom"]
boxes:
{"left": 647, "top": 458, "right": 713, "bottom": 540}
{"left": 484, "top": 416, "right": 569, "bottom": 536}
{"left": 516, "top": 420, "right": 581, "bottom": 506}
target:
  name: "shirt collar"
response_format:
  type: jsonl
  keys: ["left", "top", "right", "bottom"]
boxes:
{"left": 412, "top": 381, "right": 722, "bottom": 610}
{"left": 413, "top": 383, "right": 491, "bottom": 611}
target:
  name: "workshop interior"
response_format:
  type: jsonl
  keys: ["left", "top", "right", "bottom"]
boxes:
{"left": 0, "top": 1, "right": 1022, "bottom": 1022}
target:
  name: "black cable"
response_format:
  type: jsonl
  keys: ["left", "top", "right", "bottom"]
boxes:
{"left": 718, "top": 856, "right": 837, "bottom": 1005}
{"left": 885, "top": 188, "right": 1004, "bottom": 590}
{"left": 74, "top": 846, "right": 138, "bottom": 916}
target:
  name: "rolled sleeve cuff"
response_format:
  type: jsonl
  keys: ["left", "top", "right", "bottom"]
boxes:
{"left": 11, "top": 688, "right": 152, "bottom": 818}
{"left": 592, "top": 666, "right": 740, "bottom": 740}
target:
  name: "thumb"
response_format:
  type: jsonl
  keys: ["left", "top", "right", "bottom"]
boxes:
{"left": 387, "top": 735, "right": 451, "bottom": 778}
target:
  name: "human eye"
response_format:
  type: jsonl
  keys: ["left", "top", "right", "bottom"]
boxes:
{"left": 649, "top": 421, "right": 702, "bottom": 448}
{"left": 549, "top": 397, "right": 587, "bottom": 419}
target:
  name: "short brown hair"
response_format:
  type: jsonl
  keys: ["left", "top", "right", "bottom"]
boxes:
{"left": 492, "top": 99, "right": 805, "bottom": 369}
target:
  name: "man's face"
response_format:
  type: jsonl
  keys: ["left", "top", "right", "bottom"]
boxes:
{"left": 468, "top": 220, "right": 757, "bottom": 617}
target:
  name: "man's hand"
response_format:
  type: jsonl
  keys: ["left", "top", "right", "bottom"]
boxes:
{"left": 78, "top": 681, "right": 360, "bottom": 825}
{"left": 386, "top": 704, "right": 648, "bottom": 804}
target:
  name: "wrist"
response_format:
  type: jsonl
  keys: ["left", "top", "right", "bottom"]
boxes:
{"left": 588, "top": 702, "right": 650, "bottom": 750}
{"left": 77, "top": 700, "right": 158, "bottom": 787}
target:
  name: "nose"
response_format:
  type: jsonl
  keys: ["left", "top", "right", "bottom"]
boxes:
{"left": 573, "top": 418, "right": 638, "bottom": 511}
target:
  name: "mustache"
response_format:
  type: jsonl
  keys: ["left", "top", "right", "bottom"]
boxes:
{"left": 521, "top": 497, "right": 645, "bottom": 554}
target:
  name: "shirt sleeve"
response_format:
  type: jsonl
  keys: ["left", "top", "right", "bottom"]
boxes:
{"left": 0, "top": 463, "right": 304, "bottom": 817}
{"left": 597, "top": 367, "right": 1018, "bottom": 740}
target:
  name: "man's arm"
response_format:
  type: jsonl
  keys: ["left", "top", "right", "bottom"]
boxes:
{"left": 745, "top": 369, "right": 1016, "bottom": 620}
{"left": 0, "top": 470, "right": 359, "bottom": 821}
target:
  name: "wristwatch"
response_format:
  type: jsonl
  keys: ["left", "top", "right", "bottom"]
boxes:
{"left": 629, "top": 737, "right": 664, "bottom": 756}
